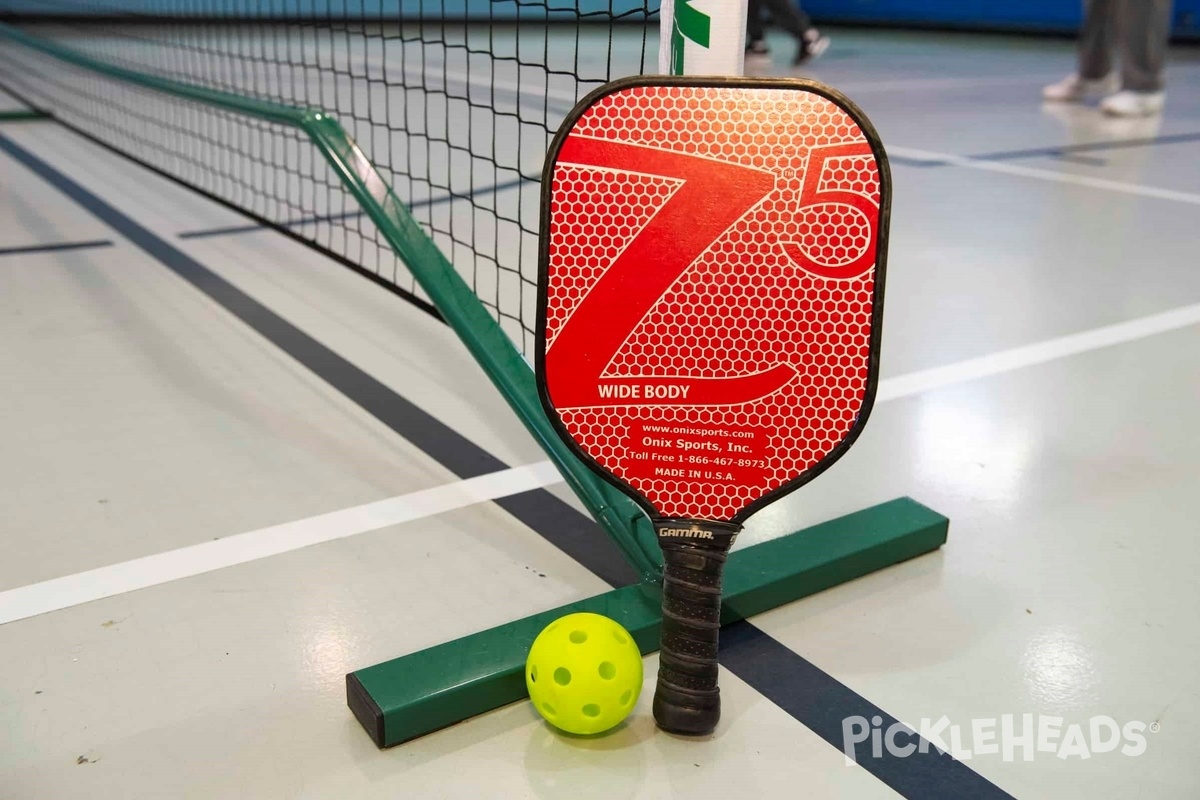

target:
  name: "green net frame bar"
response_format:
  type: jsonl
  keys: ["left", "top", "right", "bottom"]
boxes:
{"left": 0, "top": 80, "right": 47, "bottom": 122}
{"left": 0, "top": 108, "right": 47, "bottom": 121}
{"left": 0, "top": 24, "right": 949, "bottom": 748}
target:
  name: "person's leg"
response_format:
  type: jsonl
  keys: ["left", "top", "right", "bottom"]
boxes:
{"left": 758, "top": 0, "right": 812, "bottom": 39}
{"left": 746, "top": 0, "right": 767, "bottom": 49}
{"left": 1116, "top": 0, "right": 1173, "bottom": 91}
{"left": 1078, "top": 0, "right": 1117, "bottom": 79}
{"left": 1099, "top": 0, "right": 1172, "bottom": 115}
{"left": 757, "top": 0, "right": 828, "bottom": 65}
{"left": 1044, "top": 0, "right": 1120, "bottom": 100}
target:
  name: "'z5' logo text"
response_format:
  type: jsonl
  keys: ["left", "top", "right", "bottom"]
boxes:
{"left": 544, "top": 134, "right": 879, "bottom": 411}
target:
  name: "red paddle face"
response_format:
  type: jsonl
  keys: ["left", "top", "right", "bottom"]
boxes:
{"left": 537, "top": 77, "right": 890, "bottom": 524}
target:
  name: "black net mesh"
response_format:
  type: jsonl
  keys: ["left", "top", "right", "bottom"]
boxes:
{"left": 0, "top": 1, "right": 658, "bottom": 353}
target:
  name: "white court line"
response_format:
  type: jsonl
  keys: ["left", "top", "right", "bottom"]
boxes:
{"left": 0, "top": 460, "right": 563, "bottom": 625}
{"left": 889, "top": 145, "right": 1200, "bottom": 206}
{"left": 875, "top": 302, "right": 1200, "bottom": 402}
{"left": 2, "top": 303, "right": 1197, "bottom": 625}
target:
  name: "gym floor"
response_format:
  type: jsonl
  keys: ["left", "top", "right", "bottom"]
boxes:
{"left": 1, "top": 26, "right": 1198, "bottom": 799}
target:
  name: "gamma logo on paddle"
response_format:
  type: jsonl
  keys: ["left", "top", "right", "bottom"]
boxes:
{"left": 657, "top": 527, "right": 715, "bottom": 539}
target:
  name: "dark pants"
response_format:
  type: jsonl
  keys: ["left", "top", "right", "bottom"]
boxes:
{"left": 1078, "top": 0, "right": 1174, "bottom": 91}
{"left": 747, "top": 0, "right": 813, "bottom": 42}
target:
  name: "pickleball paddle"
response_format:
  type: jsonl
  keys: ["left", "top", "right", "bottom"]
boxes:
{"left": 535, "top": 76, "right": 891, "bottom": 736}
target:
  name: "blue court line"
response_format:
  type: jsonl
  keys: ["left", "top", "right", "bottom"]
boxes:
{"left": 1050, "top": 152, "right": 1108, "bottom": 167}
{"left": 410, "top": 175, "right": 534, "bottom": 206}
{"left": 0, "top": 129, "right": 1014, "bottom": 800}
{"left": 0, "top": 238, "right": 112, "bottom": 257}
{"left": 176, "top": 175, "right": 533, "bottom": 240}
{"left": 895, "top": 131, "right": 1200, "bottom": 169}
{"left": 178, "top": 209, "right": 366, "bottom": 239}
{"left": 889, "top": 154, "right": 947, "bottom": 168}
{"left": 721, "top": 622, "right": 1015, "bottom": 798}
{"left": 970, "top": 131, "right": 1200, "bottom": 162}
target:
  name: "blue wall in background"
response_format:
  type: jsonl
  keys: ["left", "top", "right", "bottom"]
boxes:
{"left": 2, "top": 0, "right": 1198, "bottom": 39}
{"left": 805, "top": 0, "right": 1083, "bottom": 30}
{"left": 802, "top": 0, "right": 1199, "bottom": 38}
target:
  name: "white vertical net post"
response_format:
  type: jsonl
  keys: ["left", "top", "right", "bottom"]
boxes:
{"left": 659, "top": 0, "right": 749, "bottom": 77}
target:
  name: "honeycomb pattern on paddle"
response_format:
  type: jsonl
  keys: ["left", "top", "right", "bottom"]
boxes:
{"left": 544, "top": 85, "right": 882, "bottom": 520}
{"left": 545, "top": 168, "right": 681, "bottom": 347}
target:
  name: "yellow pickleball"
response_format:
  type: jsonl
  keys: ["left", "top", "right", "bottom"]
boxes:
{"left": 525, "top": 612, "right": 643, "bottom": 735}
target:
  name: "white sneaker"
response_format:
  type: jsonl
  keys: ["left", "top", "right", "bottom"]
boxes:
{"left": 1100, "top": 90, "right": 1166, "bottom": 117}
{"left": 1042, "top": 72, "right": 1119, "bottom": 102}
{"left": 745, "top": 39, "right": 770, "bottom": 57}
{"left": 794, "top": 28, "right": 830, "bottom": 66}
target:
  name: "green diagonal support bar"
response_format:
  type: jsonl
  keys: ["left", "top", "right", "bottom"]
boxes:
{"left": 0, "top": 108, "right": 49, "bottom": 122}
{"left": 348, "top": 496, "right": 948, "bottom": 747}
{"left": 0, "top": 22, "right": 662, "bottom": 581}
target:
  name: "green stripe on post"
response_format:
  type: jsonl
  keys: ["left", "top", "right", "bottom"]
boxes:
{"left": 660, "top": 0, "right": 749, "bottom": 76}
{"left": 670, "top": 0, "right": 712, "bottom": 75}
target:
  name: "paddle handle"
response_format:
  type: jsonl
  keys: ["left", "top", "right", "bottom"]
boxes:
{"left": 652, "top": 521, "right": 739, "bottom": 736}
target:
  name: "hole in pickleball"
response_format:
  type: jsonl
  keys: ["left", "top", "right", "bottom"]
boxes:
{"left": 570, "top": 630, "right": 588, "bottom": 644}
{"left": 582, "top": 704, "right": 601, "bottom": 718}
{"left": 554, "top": 667, "right": 571, "bottom": 686}
{"left": 530, "top": 666, "right": 538, "bottom": 683}
{"left": 619, "top": 690, "right": 632, "bottom": 706}
{"left": 542, "top": 702, "right": 556, "bottom": 717}
{"left": 598, "top": 662, "right": 616, "bottom": 680}
{"left": 612, "top": 630, "right": 627, "bottom": 645}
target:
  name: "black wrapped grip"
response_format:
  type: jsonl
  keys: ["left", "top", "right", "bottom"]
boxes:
{"left": 652, "top": 521, "right": 739, "bottom": 736}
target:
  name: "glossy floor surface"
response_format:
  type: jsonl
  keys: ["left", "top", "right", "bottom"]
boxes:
{"left": 1, "top": 27, "right": 1199, "bottom": 800}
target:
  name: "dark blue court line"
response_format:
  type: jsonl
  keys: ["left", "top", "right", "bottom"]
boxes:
{"left": 894, "top": 131, "right": 1200, "bottom": 170}
{"left": 410, "top": 176, "right": 535, "bottom": 208}
{"left": 0, "top": 130, "right": 1012, "bottom": 800}
{"left": 0, "top": 238, "right": 112, "bottom": 256}
{"left": 178, "top": 209, "right": 367, "bottom": 239}
{"left": 971, "top": 131, "right": 1200, "bottom": 162}
{"left": 1051, "top": 153, "right": 1108, "bottom": 167}
{"left": 721, "top": 622, "right": 1015, "bottom": 798}
{"left": 176, "top": 175, "right": 533, "bottom": 239}
{"left": 0, "top": 130, "right": 637, "bottom": 590}
{"left": 889, "top": 154, "right": 947, "bottom": 168}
